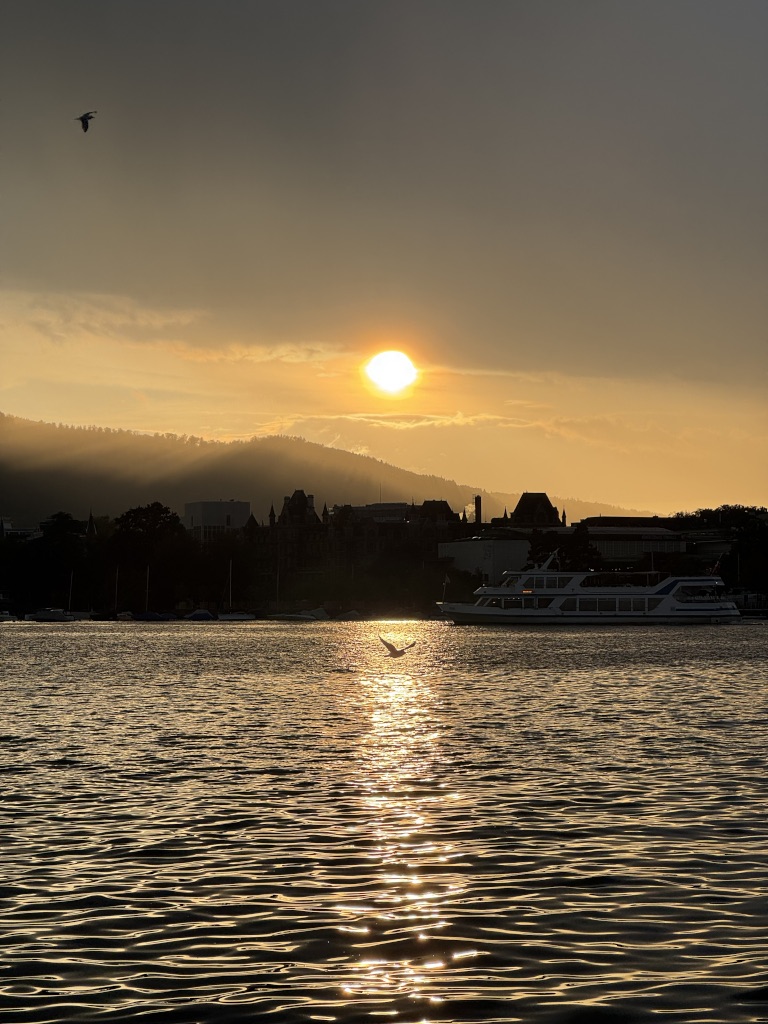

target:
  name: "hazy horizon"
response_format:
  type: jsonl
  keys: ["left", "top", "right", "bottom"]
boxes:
{"left": 2, "top": 2, "right": 766, "bottom": 514}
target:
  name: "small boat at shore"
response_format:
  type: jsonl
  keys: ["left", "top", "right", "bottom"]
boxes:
{"left": 438, "top": 553, "right": 741, "bottom": 625}
{"left": 267, "top": 607, "right": 331, "bottom": 622}
{"left": 24, "top": 608, "right": 75, "bottom": 622}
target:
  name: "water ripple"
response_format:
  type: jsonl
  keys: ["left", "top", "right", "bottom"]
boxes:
{"left": 0, "top": 621, "right": 766, "bottom": 1021}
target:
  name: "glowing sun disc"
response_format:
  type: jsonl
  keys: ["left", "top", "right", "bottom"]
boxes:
{"left": 365, "top": 351, "right": 418, "bottom": 393}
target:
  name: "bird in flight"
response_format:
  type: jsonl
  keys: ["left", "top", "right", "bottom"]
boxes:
{"left": 379, "top": 636, "right": 416, "bottom": 658}
{"left": 76, "top": 111, "right": 97, "bottom": 132}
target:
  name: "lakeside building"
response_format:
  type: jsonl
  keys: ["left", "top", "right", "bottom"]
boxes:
{"left": 324, "top": 498, "right": 461, "bottom": 568}
{"left": 182, "top": 491, "right": 737, "bottom": 593}
{"left": 268, "top": 490, "right": 327, "bottom": 584}
{"left": 438, "top": 493, "right": 687, "bottom": 583}
{"left": 184, "top": 500, "right": 251, "bottom": 543}
{"left": 0, "top": 517, "right": 36, "bottom": 541}
{"left": 439, "top": 531, "right": 534, "bottom": 584}
{"left": 334, "top": 502, "right": 413, "bottom": 523}
{"left": 325, "top": 500, "right": 462, "bottom": 525}
{"left": 491, "top": 491, "right": 566, "bottom": 529}
{"left": 230, "top": 491, "right": 465, "bottom": 611}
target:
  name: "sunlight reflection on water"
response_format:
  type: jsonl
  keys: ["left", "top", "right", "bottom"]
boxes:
{"left": 340, "top": 670, "right": 467, "bottom": 1012}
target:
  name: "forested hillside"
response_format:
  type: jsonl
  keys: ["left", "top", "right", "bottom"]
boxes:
{"left": 0, "top": 413, "right": 651, "bottom": 524}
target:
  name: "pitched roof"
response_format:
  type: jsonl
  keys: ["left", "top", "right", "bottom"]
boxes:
{"left": 510, "top": 492, "right": 560, "bottom": 527}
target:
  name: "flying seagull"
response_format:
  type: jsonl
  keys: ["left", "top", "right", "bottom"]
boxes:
{"left": 379, "top": 636, "right": 416, "bottom": 658}
{"left": 76, "top": 111, "right": 97, "bottom": 132}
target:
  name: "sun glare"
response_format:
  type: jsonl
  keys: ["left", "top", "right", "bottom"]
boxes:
{"left": 364, "top": 351, "right": 418, "bottom": 394}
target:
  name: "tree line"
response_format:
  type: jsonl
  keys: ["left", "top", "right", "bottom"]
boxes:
{"left": 0, "top": 502, "right": 458, "bottom": 617}
{"left": 1, "top": 501, "right": 765, "bottom": 618}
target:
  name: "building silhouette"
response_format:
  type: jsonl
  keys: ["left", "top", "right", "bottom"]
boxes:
{"left": 184, "top": 500, "right": 251, "bottom": 543}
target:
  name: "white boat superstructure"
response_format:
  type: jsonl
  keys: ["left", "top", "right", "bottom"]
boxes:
{"left": 438, "top": 553, "right": 740, "bottom": 625}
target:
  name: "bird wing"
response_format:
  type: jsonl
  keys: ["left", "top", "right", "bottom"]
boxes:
{"left": 403, "top": 642, "right": 416, "bottom": 651}
{"left": 379, "top": 637, "right": 398, "bottom": 655}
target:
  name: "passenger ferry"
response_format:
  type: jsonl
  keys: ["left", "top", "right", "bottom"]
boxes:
{"left": 438, "top": 553, "right": 740, "bottom": 625}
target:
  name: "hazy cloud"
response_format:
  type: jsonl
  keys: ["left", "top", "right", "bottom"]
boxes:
{"left": 1, "top": 290, "right": 204, "bottom": 346}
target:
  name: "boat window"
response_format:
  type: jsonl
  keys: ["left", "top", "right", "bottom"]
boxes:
{"left": 536, "top": 598, "right": 554, "bottom": 608}
{"left": 579, "top": 598, "right": 598, "bottom": 612}
{"left": 487, "top": 598, "right": 502, "bottom": 607}
{"left": 598, "top": 599, "right": 615, "bottom": 612}
{"left": 503, "top": 597, "right": 523, "bottom": 609}
{"left": 557, "top": 577, "right": 574, "bottom": 588}
{"left": 618, "top": 598, "right": 633, "bottom": 612}
{"left": 632, "top": 599, "right": 646, "bottom": 612}
{"left": 579, "top": 575, "right": 603, "bottom": 588}
{"left": 675, "top": 585, "right": 718, "bottom": 603}
{"left": 647, "top": 598, "right": 663, "bottom": 610}
{"left": 560, "top": 598, "right": 577, "bottom": 611}
{"left": 522, "top": 577, "right": 536, "bottom": 589}
{"left": 504, "top": 576, "right": 521, "bottom": 588}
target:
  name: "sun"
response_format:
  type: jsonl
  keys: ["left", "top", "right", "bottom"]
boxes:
{"left": 364, "top": 350, "right": 418, "bottom": 394}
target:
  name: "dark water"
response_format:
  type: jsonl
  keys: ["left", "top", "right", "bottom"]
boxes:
{"left": 1, "top": 620, "right": 767, "bottom": 1024}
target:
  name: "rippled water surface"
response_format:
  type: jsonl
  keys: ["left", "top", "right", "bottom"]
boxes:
{"left": 2, "top": 620, "right": 768, "bottom": 1023}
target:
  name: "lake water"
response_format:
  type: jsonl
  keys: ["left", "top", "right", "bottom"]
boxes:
{"left": 1, "top": 620, "right": 767, "bottom": 1024}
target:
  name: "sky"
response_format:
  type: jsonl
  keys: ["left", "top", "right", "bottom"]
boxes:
{"left": 2, "top": 1, "right": 766, "bottom": 514}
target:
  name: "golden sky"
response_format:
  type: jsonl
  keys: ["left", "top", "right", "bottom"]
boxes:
{"left": 1, "top": 2, "right": 766, "bottom": 513}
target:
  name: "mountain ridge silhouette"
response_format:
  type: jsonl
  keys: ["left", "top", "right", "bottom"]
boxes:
{"left": 0, "top": 412, "right": 658, "bottom": 525}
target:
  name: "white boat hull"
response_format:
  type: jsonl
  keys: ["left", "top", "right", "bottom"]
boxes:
{"left": 438, "top": 603, "right": 741, "bottom": 625}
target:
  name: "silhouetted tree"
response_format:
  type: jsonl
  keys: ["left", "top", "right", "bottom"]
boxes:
{"left": 719, "top": 513, "right": 768, "bottom": 592}
{"left": 40, "top": 511, "right": 87, "bottom": 543}
{"left": 525, "top": 529, "right": 556, "bottom": 568}
{"left": 110, "top": 502, "right": 193, "bottom": 611}
{"left": 671, "top": 505, "right": 767, "bottom": 530}
{"left": 564, "top": 522, "right": 603, "bottom": 571}
{"left": 113, "top": 502, "right": 185, "bottom": 546}
{"left": 670, "top": 505, "right": 768, "bottom": 593}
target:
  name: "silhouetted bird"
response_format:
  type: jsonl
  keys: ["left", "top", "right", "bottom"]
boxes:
{"left": 379, "top": 636, "right": 416, "bottom": 658}
{"left": 76, "top": 111, "right": 97, "bottom": 132}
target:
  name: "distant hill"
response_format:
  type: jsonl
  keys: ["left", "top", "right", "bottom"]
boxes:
{"left": 0, "top": 412, "right": 657, "bottom": 525}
